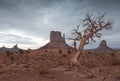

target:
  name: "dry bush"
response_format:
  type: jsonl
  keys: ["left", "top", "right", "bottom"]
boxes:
{"left": 79, "top": 50, "right": 119, "bottom": 67}
{"left": 113, "top": 51, "right": 120, "bottom": 65}
{"left": 39, "top": 64, "right": 50, "bottom": 75}
{"left": 0, "top": 65, "right": 17, "bottom": 74}
{"left": 115, "top": 72, "right": 120, "bottom": 80}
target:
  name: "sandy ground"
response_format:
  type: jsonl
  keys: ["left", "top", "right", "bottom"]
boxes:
{"left": 0, "top": 50, "right": 120, "bottom": 81}
{"left": 0, "top": 65, "right": 120, "bottom": 81}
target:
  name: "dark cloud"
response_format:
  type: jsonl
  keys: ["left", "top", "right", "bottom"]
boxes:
{"left": 0, "top": 0, "right": 120, "bottom": 49}
{"left": 88, "top": 0, "right": 120, "bottom": 6}
{"left": 0, "top": 33, "right": 34, "bottom": 44}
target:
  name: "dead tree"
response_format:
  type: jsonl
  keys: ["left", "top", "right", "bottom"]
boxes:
{"left": 68, "top": 38, "right": 77, "bottom": 51}
{"left": 69, "top": 13, "right": 112, "bottom": 66}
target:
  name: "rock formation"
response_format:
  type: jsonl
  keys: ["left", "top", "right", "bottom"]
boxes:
{"left": 10, "top": 44, "right": 20, "bottom": 51}
{"left": 96, "top": 40, "right": 113, "bottom": 50}
{"left": 0, "top": 44, "right": 21, "bottom": 53}
{"left": 40, "top": 31, "right": 72, "bottom": 49}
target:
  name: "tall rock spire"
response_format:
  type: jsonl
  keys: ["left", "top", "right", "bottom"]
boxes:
{"left": 96, "top": 40, "right": 113, "bottom": 50}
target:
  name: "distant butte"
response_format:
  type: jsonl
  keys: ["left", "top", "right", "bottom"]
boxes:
{"left": 96, "top": 40, "right": 113, "bottom": 50}
{"left": 40, "top": 31, "right": 73, "bottom": 49}
{"left": 0, "top": 44, "right": 21, "bottom": 53}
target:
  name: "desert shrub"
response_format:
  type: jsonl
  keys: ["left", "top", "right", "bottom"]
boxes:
{"left": 112, "top": 61, "right": 120, "bottom": 65}
{"left": 0, "top": 66, "right": 16, "bottom": 74}
{"left": 86, "top": 72, "right": 96, "bottom": 79}
{"left": 19, "top": 49, "right": 24, "bottom": 54}
{"left": 9, "top": 56, "right": 15, "bottom": 61}
{"left": 62, "top": 54, "right": 66, "bottom": 57}
{"left": 45, "top": 50, "right": 48, "bottom": 52}
{"left": 6, "top": 51, "right": 12, "bottom": 57}
{"left": 115, "top": 72, "right": 120, "bottom": 80}
{"left": 39, "top": 69, "right": 49, "bottom": 75}
{"left": 39, "top": 65, "right": 49, "bottom": 75}
{"left": 94, "top": 53, "right": 97, "bottom": 55}
{"left": 26, "top": 50, "right": 30, "bottom": 53}
{"left": 58, "top": 49, "right": 62, "bottom": 54}
{"left": 88, "top": 51, "right": 92, "bottom": 54}
{"left": 112, "top": 51, "right": 120, "bottom": 65}
{"left": 67, "top": 50, "right": 72, "bottom": 54}
{"left": 23, "top": 64, "right": 29, "bottom": 68}
{"left": 15, "top": 52, "right": 18, "bottom": 54}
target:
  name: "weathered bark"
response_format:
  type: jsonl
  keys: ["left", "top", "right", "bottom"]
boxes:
{"left": 71, "top": 38, "right": 86, "bottom": 66}
{"left": 71, "top": 50, "right": 81, "bottom": 66}
{"left": 69, "top": 13, "right": 112, "bottom": 66}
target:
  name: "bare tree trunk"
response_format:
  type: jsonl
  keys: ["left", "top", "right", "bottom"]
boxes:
{"left": 71, "top": 50, "right": 81, "bottom": 66}
{"left": 71, "top": 39, "right": 85, "bottom": 66}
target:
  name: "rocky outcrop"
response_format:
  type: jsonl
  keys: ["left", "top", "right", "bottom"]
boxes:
{"left": 10, "top": 44, "right": 20, "bottom": 51}
{"left": 40, "top": 31, "right": 72, "bottom": 49}
{"left": 0, "top": 44, "right": 20, "bottom": 53}
{"left": 50, "top": 31, "right": 65, "bottom": 43}
{"left": 96, "top": 40, "right": 113, "bottom": 50}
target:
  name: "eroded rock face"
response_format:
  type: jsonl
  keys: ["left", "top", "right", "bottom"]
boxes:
{"left": 50, "top": 31, "right": 65, "bottom": 43}
{"left": 11, "top": 44, "right": 20, "bottom": 51}
{"left": 40, "top": 31, "right": 72, "bottom": 49}
{"left": 97, "top": 40, "right": 112, "bottom": 50}
{"left": 100, "top": 40, "right": 107, "bottom": 47}
{"left": 0, "top": 44, "right": 20, "bottom": 53}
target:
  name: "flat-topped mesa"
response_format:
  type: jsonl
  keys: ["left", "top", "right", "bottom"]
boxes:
{"left": 50, "top": 31, "right": 65, "bottom": 43}
{"left": 96, "top": 40, "right": 113, "bottom": 50}
{"left": 40, "top": 31, "right": 72, "bottom": 49}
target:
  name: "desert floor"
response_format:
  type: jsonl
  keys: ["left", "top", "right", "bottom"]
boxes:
{"left": 0, "top": 50, "right": 120, "bottom": 81}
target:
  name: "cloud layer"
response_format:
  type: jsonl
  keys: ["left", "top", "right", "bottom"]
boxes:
{"left": 0, "top": 0, "right": 120, "bottom": 49}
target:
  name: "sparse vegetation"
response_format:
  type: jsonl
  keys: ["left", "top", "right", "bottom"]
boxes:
{"left": 58, "top": 49, "right": 62, "bottom": 54}
{"left": 44, "top": 50, "right": 47, "bottom": 52}
{"left": 19, "top": 49, "right": 24, "bottom": 54}
{"left": 6, "top": 51, "right": 12, "bottom": 57}
{"left": 0, "top": 49, "right": 120, "bottom": 81}
{"left": 115, "top": 72, "right": 120, "bottom": 80}
{"left": 9, "top": 56, "right": 15, "bottom": 61}
{"left": 67, "top": 50, "right": 72, "bottom": 54}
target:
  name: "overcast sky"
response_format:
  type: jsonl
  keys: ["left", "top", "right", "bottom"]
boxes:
{"left": 0, "top": 0, "right": 120, "bottom": 49}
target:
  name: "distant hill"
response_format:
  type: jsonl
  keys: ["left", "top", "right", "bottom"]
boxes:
{"left": 0, "top": 44, "right": 21, "bottom": 53}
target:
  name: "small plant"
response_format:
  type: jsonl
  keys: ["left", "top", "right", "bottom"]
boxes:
{"left": 19, "top": 49, "right": 24, "bottom": 54}
{"left": 26, "top": 50, "right": 30, "bottom": 53}
{"left": 110, "top": 53, "right": 115, "bottom": 57}
{"left": 26, "top": 48, "right": 31, "bottom": 53}
{"left": 67, "top": 50, "right": 72, "bottom": 54}
{"left": 62, "top": 54, "right": 66, "bottom": 57}
{"left": 6, "top": 51, "right": 12, "bottom": 57}
{"left": 115, "top": 72, "right": 120, "bottom": 80}
{"left": 10, "top": 56, "right": 15, "bottom": 61}
{"left": 88, "top": 51, "right": 92, "bottom": 54}
{"left": 58, "top": 49, "right": 62, "bottom": 54}
{"left": 39, "top": 66, "right": 49, "bottom": 75}
{"left": 112, "top": 62, "right": 120, "bottom": 65}
{"left": 23, "top": 64, "right": 29, "bottom": 68}
{"left": 39, "top": 69, "right": 49, "bottom": 75}
{"left": 86, "top": 73, "right": 96, "bottom": 79}
{"left": 45, "top": 50, "right": 48, "bottom": 52}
